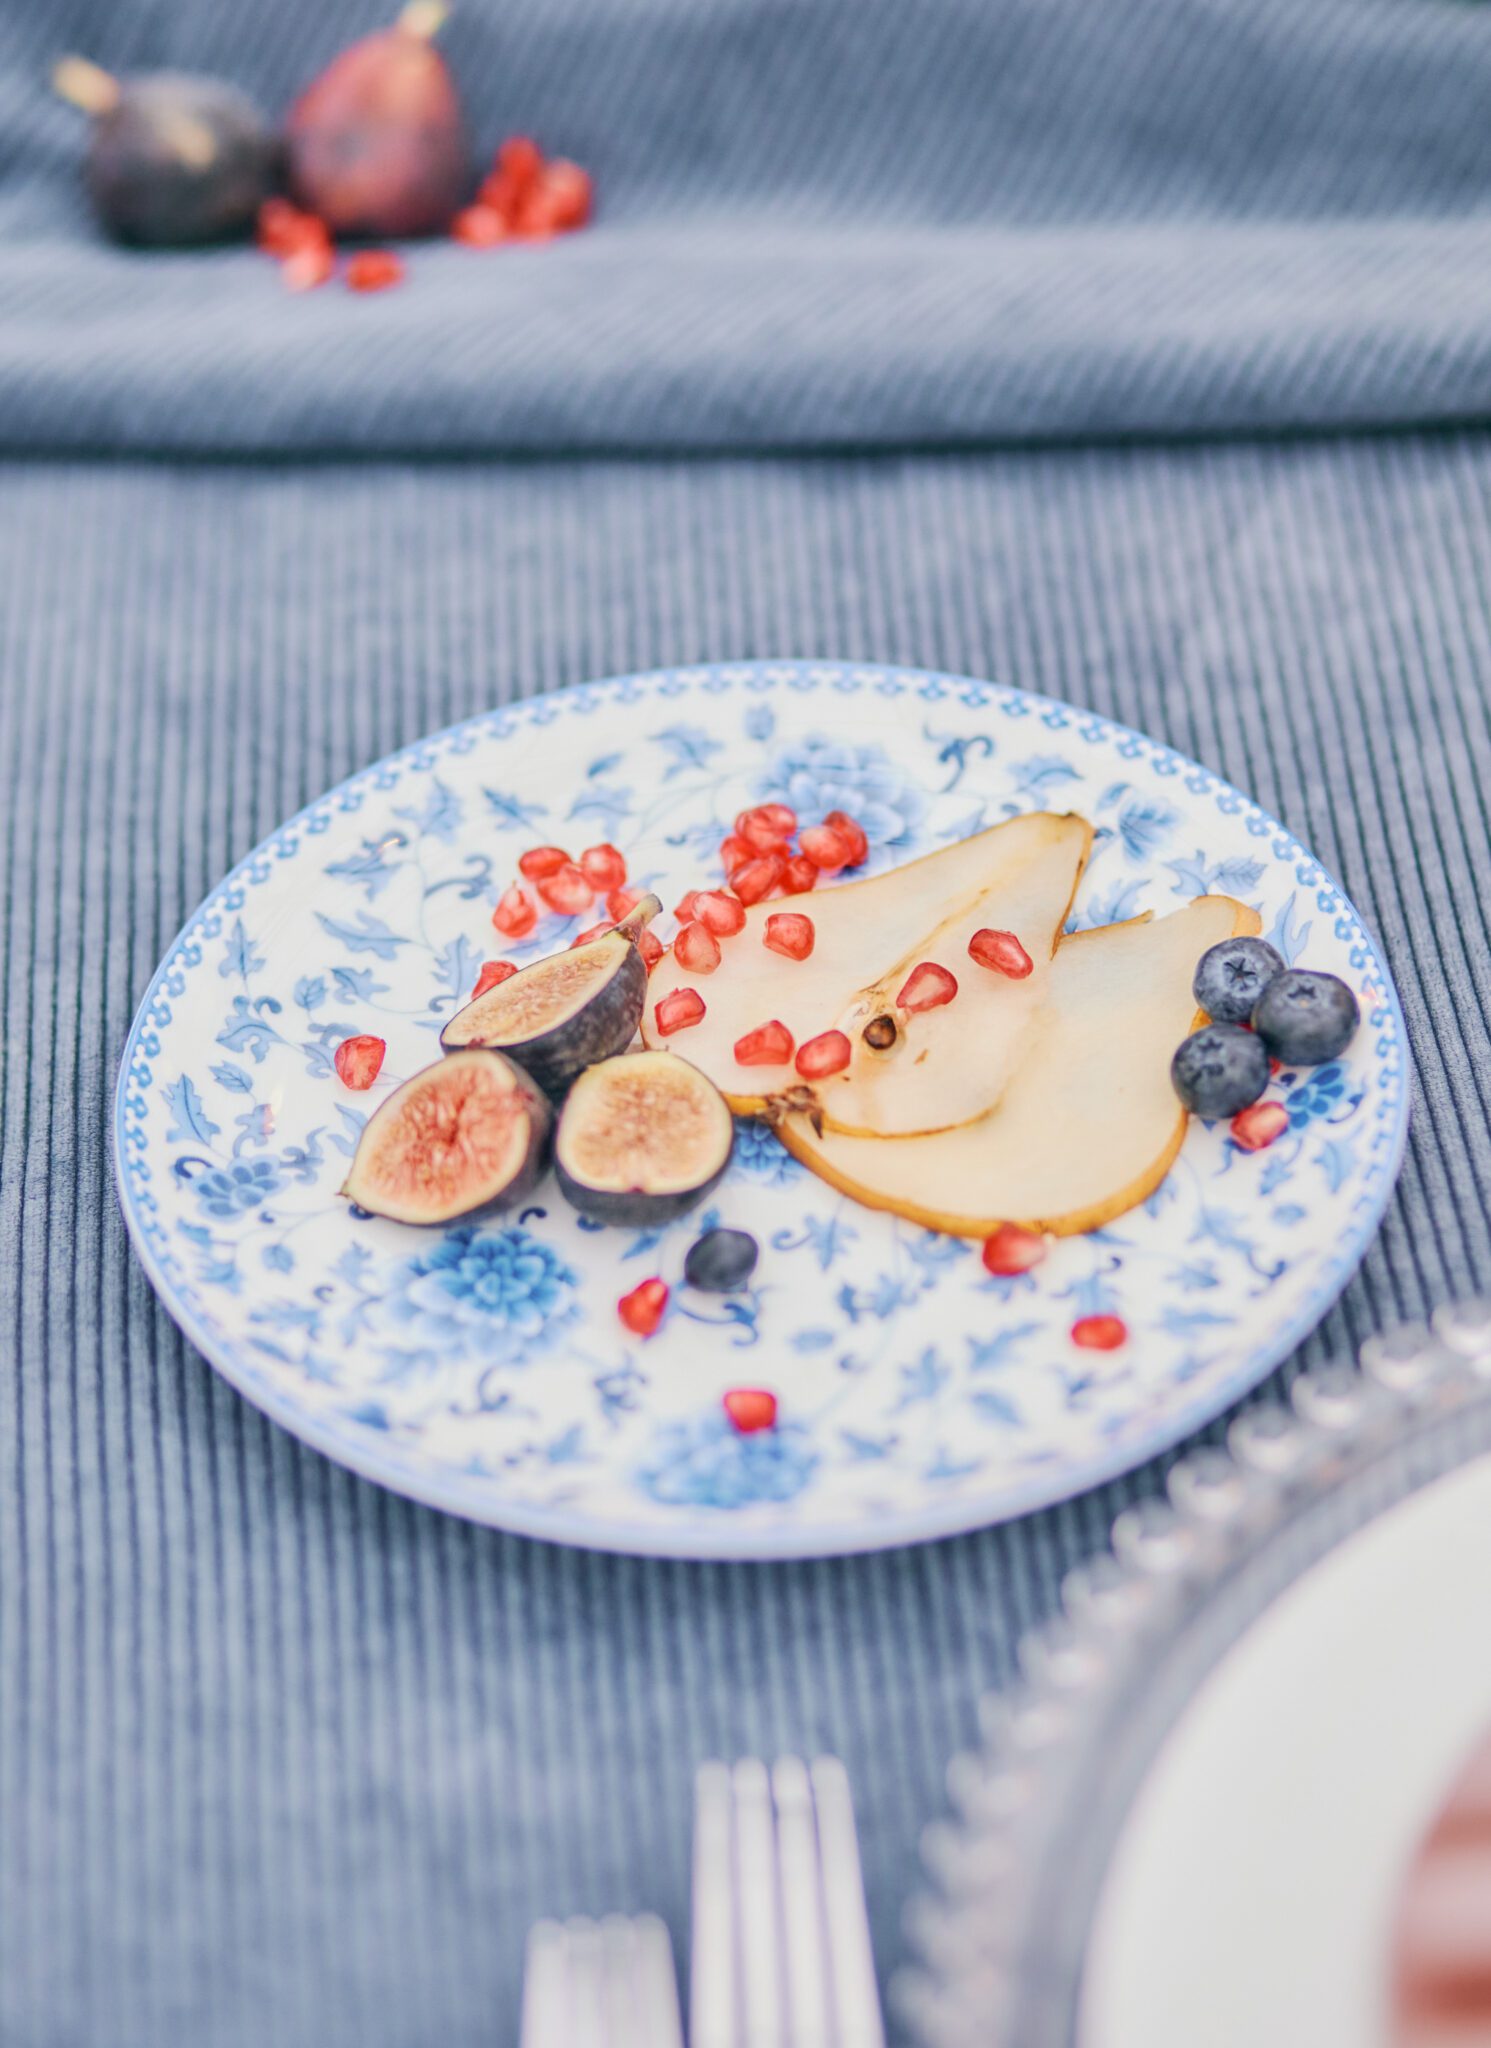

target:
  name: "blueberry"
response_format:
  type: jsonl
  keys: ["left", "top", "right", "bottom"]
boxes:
{"left": 1192, "top": 936, "right": 1285, "bottom": 1026}
{"left": 1171, "top": 1024, "right": 1270, "bottom": 1118}
{"left": 1252, "top": 970, "right": 1359, "bottom": 1065}
{"left": 683, "top": 1227, "right": 759, "bottom": 1293}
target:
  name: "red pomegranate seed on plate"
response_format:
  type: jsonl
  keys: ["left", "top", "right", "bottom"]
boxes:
{"left": 795, "top": 1029, "right": 851, "bottom": 1079}
{"left": 654, "top": 987, "right": 705, "bottom": 1035}
{"left": 782, "top": 853, "right": 819, "bottom": 894}
{"left": 763, "top": 912, "right": 814, "bottom": 961}
{"left": 674, "top": 889, "right": 702, "bottom": 922}
{"left": 606, "top": 885, "right": 643, "bottom": 921}
{"left": 981, "top": 1223, "right": 1046, "bottom": 1276}
{"left": 735, "top": 808, "right": 791, "bottom": 856}
{"left": 618, "top": 1277, "right": 668, "bottom": 1337}
{"left": 537, "top": 862, "right": 595, "bottom": 916}
{"left": 346, "top": 250, "right": 404, "bottom": 293}
{"left": 519, "top": 845, "right": 570, "bottom": 880}
{"left": 1231, "top": 1100, "right": 1289, "bottom": 1151}
{"left": 570, "top": 923, "right": 612, "bottom": 948}
{"left": 637, "top": 928, "right": 663, "bottom": 971}
{"left": 734, "top": 1019, "right": 794, "bottom": 1066}
{"left": 729, "top": 853, "right": 787, "bottom": 905}
{"left": 1071, "top": 1314, "right": 1127, "bottom": 1351}
{"left": 723, "top": 1387, "right": 778, "bottom": 1433}
{"left": 897, "top": 961, "right": 958, "bottom": 1012}
{"left": 693, "top": 889, "right": 746, "bottom": 937}
{"left": 580, "top": 843, "right": 627, "bottom": 890}
{"left": 674, "top": 921, "right": 722, "bottom": 974}
{"left": 334, "top": 1035, "right": 385, "bottom": 1090}
{"left": 968, "top": 928, "right": 1034, "bottom": 979}
{"left": 824, "top": 810, "right": 868, "bottom": 865}
{"left": 493, "top": 884, "right": 538, "bottom": 937}
{"left": 798, "top": 823, "right": 851, "bottom": 872}
{"left": 718, "top": 834, "right": 753, "bottom": 872}
{"left": 471, "top": 959, "right": 518, "bottom": 1000}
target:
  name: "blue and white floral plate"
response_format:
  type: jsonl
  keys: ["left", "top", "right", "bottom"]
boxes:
{"left": 114, "top": 663, "right": 1409, "bottom": 1559}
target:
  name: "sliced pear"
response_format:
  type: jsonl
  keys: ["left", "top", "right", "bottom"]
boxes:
{"left": 775, "top": 895, "right": 1262, "bottom": 1237}
{"left": 641, "top": 812, "right": 1091, "bottom": 1135}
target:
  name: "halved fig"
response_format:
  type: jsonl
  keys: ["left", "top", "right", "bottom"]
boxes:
{"left": 554, "top": 1050, "right": 734, "bottom": 1224}
{"left": 339, "top": 1047, "right": 550, "bottom": 1225}
{"left": 441, "top": 895, "right": 660, "bottom": 1096}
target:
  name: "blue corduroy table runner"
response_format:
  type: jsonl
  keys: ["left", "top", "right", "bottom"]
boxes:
{"left": 3, "top": 2, "right": 1491, "bottom": 2044}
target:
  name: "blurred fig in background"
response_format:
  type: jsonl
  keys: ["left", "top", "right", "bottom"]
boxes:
{"left": 285, "top": 2, "right": 469, "bottom": 239}
{"left": 53, "top": 56, "right": 277, "bottom": 245}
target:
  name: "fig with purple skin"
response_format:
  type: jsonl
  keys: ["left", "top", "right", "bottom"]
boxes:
{"left": 340, "top": 1047, "right": 550, "bottom": 1224}
{"left": 554, "top": 1050, "right": 734, "bottom": 1225}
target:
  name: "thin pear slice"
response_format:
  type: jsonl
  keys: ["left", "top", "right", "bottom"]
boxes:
{"left": 641, "top": 811, "right": 1091, "bottom": 1134}
{"left": 775, "top": 895, "right": 1262, "bottom": 1237}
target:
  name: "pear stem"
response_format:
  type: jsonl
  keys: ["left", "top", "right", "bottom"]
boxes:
{"left": 52, "top": 54, "right": 120, "bottom": 114}
{"left": 396, "top": 1, "right": 448, "bottom": 38}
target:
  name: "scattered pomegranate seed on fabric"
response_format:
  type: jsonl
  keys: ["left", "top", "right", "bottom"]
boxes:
{"left": 654, "top": 988, "right": 705, "bottom": 1035}
{"left": 471, "top": 959, "right": 517, "bottom": 999}
{"left": 1071, "top": 1314, "right": 1127, "bottom": 1351}
{"left": 693, "top": 889, "right": 746, "bottom": 936}
{"left": 492, "top": 883, "right": 538, "bottom": 937}
{"left": 723, "top": 1388, "right": 777, "bottom": 1434}
{"left": 733, "top": 1019, "right": 794, "bottom": 1066}
{"left": 636, "top": 928, "right": 664, "bottom": 971}
{"left": 823, "top": 810, "right": 868, "bottom": 865}
{"left": 519, "top": 844, "right": 570, "bottom": 880}
{"left": 535, "top": 158, "right": 593, "bottom": 231}
{"left": 897, "top": 961, "right": 958, "bottom": 1012}
{"left": 283, "top": 240, "right": 334, "bottom": 291}
{"left": 537, "top": 862, "right": 594, "bottom": 915}
{"left": 981, "top": 1223, "right": 1046, "bottom": 1276}
{"left": 606, "top": 885, "right": 643, "bottom": 920}
{"left": 795, "top": 1029, "right": 851, "bottom": 1079}
{"left": 1230, "top": 1100, "right": 1290, "bottom": 1151}
{"left": 618, "top": 1277, "right": 668, "bottom": 1337}
{"left": 257, "top": 197, "right": 330, "bottom": 258}
{"left": 782, "top": 853, "right": 819, "bottom": 893}
{"left": 674, "top": 920, "right": 722, "bottom": 973}
{"left": 798, "top": 823, "right": 851, "bottom": 872}
{"left": 968, "top": 928, "right": 1034, "bottom": 979}
{"left": 451, "top": 203, "right": 508, "bottom": 246}
{"left": 729, "top": 853, "right": 787, "bottom": 905}
{"left": 345, "top": 249, "right": 405, "bottom": 292}
{"left": 480, "top": 135, "right": 543, "bottom": 216}
{"left": 763, "top": 912, "right": 814, "bottom": 961}
{"left": 579, "top": 843, "right": 627, "bottom": 889}
{"left": 333, "top": 1035, "right": 385, "bottom": 1090}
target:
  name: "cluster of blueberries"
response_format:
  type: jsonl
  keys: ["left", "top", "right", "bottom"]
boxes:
{"left": 1173, "top": 940, "right": 1360, "bottom": 1120}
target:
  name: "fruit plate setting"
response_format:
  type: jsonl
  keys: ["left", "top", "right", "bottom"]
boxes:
{"left": 114, "top": 662, "right": 1409, "bottom": 1559}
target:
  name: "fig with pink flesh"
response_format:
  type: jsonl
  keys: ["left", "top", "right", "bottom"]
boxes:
{"left": 339, "top": 1047, "right": 550, "bottom": 1225}
{"left": 554, "top": 1051, "right": 733, "bottom": 1225}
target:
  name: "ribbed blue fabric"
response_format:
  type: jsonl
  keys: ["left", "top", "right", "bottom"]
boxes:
{"left": 4, "top": 0, "right": 1491, "bottom": 451}
{"left": 2, "top": 443, "right": 1489, "bottom": 2045}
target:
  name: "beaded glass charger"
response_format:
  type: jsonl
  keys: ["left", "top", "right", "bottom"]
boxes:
{"left": 113, "top": 663, "right": 1409, "bottom": 1558}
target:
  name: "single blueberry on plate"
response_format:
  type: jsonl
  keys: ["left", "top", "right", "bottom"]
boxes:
{"left": 1252, "top": 969, "right": 1360, "bottom": 1065}
{"left": 684, "top": 1227, "right": 759, "bottom": 1293}
{"left": 1171, "top": 1024, "right": 1270, "bottom": 1119}
{"left": 1192, "top": 936, "right": 1284, "bottom": 1025}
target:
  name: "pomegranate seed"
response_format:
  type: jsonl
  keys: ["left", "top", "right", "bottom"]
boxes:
{"left": 493, "top": 884, "right": 538, "bottom": 938}
{"left": 519, "top": 844, "right": 570, "bottom": 880}
{"left": 968, "top": 928, "right": 1034, "bottom": 979}
{"left": 729, "top": 853, "right": 787, "bottom": 905}
{"left": 764, "top": 912, "right": 815, "bottom": 961}
{"left": 481, "top": 135, "right": 544, "bottom": 218}
{"left": 451, "top": 203, "right": 509, "bottom": 247}
{"left": 757, "top": 802, "right": 798, "bottom": 837}
{"left": 674, "top": 889, "right": 702, "bottom": 922}
{"left": 606, "top": 885, "right": 643, "bottom": 920}
{"left": 333, "top": 1035, "right": 385, "bottom": 1090}
{"left": 693, "top": 889, "right": 746, "bottom": 937}
{"left": 571, "top": 922, "right": 613, "bottom": 948}
{"left": 283, "top": 241, "right": 334, "bottom": 291}
{"left": 782, "top": 853, "right": 819, "bottom": 894}
{"left": 258, "top": 198, "right": 328, "bottom": 257}
{"left": 736, "top": 808, "right": 793, "bottom": 856}
{"left": 723, "top": 1387, "right": 777, "bottom": 1434}
{"left": 1071, "top": 1314, "right": 1127, "bottom": 1351}
{"left": 537, "top": 862, "right": 595, "bottom": 916}
{"left": 345, "top": 250, "right": 404, "bottom": 293}
{"left": 897, "top": 962, "right": 958, "bottom": 1012}
{"left": 734, "top": 1020, "right": 794, "bottom": 1066}
{"left": 824, "top": 810, "right": 869, "bottom": 866}
{"left": 539, "top": 159, "right": 593, "bottom": 231}
{"left": 799, "top": 824, "right": 852, "bottom": 872}
{"left": 674, "top": 921, "right": 722, "bottom": 974}
{"left": 580, "top": 843, "right": 627, "bottom": 890}
{"left": 654, "top": 988, "right": 705, "bottom": 1035}
{"left": 471, "top": 959, "right": 518, "bottom": 1000}
{"left": 981, "top": 1224, "right": 1046, "bottom": 1276}
{"left": 719, "top": 834, "right": 753, "bottom": 872}
{"left": 795, "top": 1029, "right": 851, "bottom": 1079}
{"left": 637, "top": 928, "right": 664, "bottom": 971}
{"left": 1231, "top": 1101, "right": 1290, "bottom": 1152}
{"left": 618, "top": 1277, "right": 668, "bottom": 1338}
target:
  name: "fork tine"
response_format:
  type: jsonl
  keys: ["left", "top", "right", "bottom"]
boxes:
{"left": 692, "top": 1760, "right": 739, "bottom": 2048}
{"left": 521, "top": 1920, "right": 568, "bottom": 2048}
{"left": 522, "top": 1913, "right": 683, "bottom": 2048}
{"left": 810, "top": 1758, "right": 885, "bottom": 2048}
{"left": 631, "top": 1912, "right": 686, "bottom": 2048}
{"left": 773, "top": 1756, "right": 835, "bottom": 2045}
{"left": 733, "top": 1756, "right": 787, "bottom": 2046}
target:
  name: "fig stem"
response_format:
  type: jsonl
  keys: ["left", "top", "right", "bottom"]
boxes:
{"left": 52, "top": 54, "right": 120, "bottom": 114}
{"left": 396, "top": 1, "right": 449, "bottom": 38}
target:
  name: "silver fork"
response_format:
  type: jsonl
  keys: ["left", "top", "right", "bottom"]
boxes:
{"left": 520, "top": 1912, "right": 685, "bottom": 2048}
{"left": 691, "top": 1756, "right": 886, "bottom": 2048}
